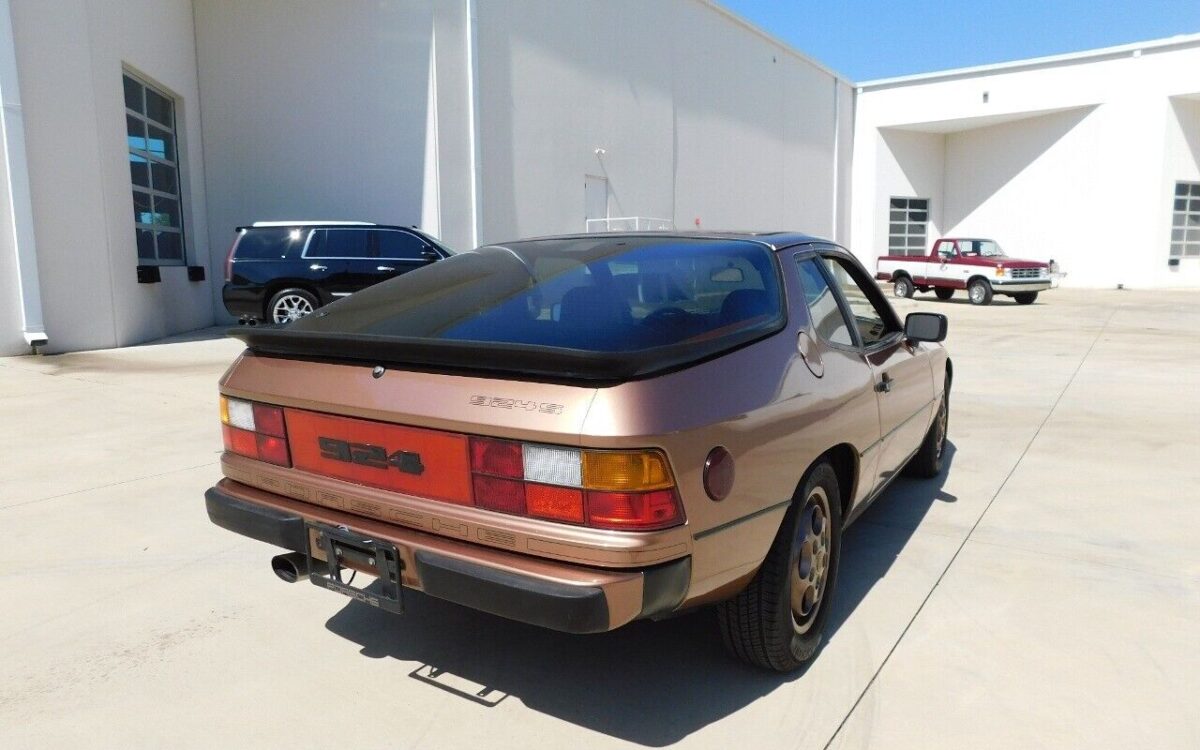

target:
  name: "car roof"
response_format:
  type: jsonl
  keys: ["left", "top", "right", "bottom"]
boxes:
{"left": 497, "top": 230, "right": 831, "bottom": 252}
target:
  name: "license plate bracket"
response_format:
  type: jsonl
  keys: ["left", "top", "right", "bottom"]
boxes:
{"left": 305, "top": 522, "right": 403, "bottom": 613}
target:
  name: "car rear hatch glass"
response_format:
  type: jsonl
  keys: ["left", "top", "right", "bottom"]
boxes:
{"left": 230, "top": 236, "right": 785, "bottom": 383}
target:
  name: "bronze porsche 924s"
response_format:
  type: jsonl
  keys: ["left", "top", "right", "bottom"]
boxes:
{"left": 206, "top": 232, "right": 951, "bottom": 671}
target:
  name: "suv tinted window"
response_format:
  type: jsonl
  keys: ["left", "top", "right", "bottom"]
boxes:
{"left": 377, "top": 230, "right": 426, "bottom": 260}
{"left": 233, "top": 228, "right": 307, "bottom": 260}
{"left": 309, "top": 229, "right": 373, "bottom": 259}
{"left": 289, "top": 237, "right": 784, "bottom": 354}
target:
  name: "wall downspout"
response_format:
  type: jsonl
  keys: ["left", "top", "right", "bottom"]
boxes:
{"left": 0, "top": 0, "right": 46, "bottom": 350}
{"left": 465, "top": 0, "right": 482, "bottom": 247}
{"left": 831, "top": 78, "right": 840, "bottom": 243}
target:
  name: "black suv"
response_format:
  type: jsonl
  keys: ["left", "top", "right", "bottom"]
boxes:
{"left": 222, "top": 222, "right": 452, "bottom": 324}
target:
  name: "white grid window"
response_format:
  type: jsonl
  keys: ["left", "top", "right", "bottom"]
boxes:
{"left": 125, "top": 72, "right": 185, "bottom": 265}
{"left": 888, "top": 197, "right": 928, "bottom": 256}
{"left": 1171, "top": 182, "right": 1200, "bottom": 258}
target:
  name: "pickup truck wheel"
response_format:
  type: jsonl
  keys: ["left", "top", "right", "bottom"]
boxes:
{"left": 1014, "top": 292, "right": 1038, "bottom": 305}
{"left": 934, "top": 288, "right": 954, "bottom": 300}
{"left": 967, "top": 279, "right": 993, "bottom": 306}
{"left": 717, "top": 462, "right": 842, "bottom": 671}
{"left": 892, "top": 277, "right": 914, "bottom": 299}
{"left": 904, "top": 385, "right": 949, "bottom": 478}
{"left": 268, "top": 288, "right": 319, "bottom": 323}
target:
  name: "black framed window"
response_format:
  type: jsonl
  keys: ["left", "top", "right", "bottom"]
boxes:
{"left": 125, "top": 72, "right": 184, "bottom": 265}
{"left": 1171, "top": 182, "right": 1200, "bottom": 258}
{"left": 887, "top": 197, "right": 928, "bottom": 256}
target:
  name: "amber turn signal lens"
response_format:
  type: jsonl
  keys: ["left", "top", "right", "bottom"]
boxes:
{"left": 582, "top": 450, "right": 673, "bottom": 492}
{"left": 219, "top": 395, "right": 230, "bottom": 425}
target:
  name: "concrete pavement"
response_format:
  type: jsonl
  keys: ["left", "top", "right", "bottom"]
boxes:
{"left": 1, "top": 289, "right": 1197, "bottom": 749}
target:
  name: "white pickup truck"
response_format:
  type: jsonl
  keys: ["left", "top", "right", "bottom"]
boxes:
{"left": 876, "top": 237, "right": 1053, "bottom": 305}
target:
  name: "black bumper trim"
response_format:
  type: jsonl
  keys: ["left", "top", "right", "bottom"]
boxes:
{"left": 415, "top": 550, "right": 610, "bottom": 634}
{"left": 205, "top": 486, "right": 307, "bottom": 551}
{"left": 206, "top": 485, "right": 693, "bottom": 634}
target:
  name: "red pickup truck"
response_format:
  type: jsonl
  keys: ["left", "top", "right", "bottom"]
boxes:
{"left": 876, "top": 238, "right": 1052, "bottom": 305}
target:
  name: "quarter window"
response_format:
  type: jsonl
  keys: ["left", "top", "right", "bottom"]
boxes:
{"left": 125, "top": 72, "right": 184, "bottom": 265}
{"left": 888, "top": 197, "right": 928, "bottom": 256}
{"left": 796, "top": 258, "right": 853, "bottom": 346}
{"left": 1171, "top": 182, "right": 1200, "bottom": 258}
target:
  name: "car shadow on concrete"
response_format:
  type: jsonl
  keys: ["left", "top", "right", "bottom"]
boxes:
{"left": 323, "top": 443, "right": 957, "bottom": 747}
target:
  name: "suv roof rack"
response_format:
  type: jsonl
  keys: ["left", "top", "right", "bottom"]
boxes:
{"left": 250, "top": 220, "right": 376, "bottom": 227}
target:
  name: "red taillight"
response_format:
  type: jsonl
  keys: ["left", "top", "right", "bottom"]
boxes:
{"left": 223, "top": 233, "right": 241, "bottom": 283}
{"left": 252, "top": 403, "right": 286, "bottom": 438}
{"left": 470, "top": 437, "right": 523, "bottom": 479}
{"left": 472, "top": 475, "right": 527, "bottom": 514}
{"left": 255, "top": 434, "right": 290, "bottom": 466}
{"left": 220, "top": 396, "right": 290, "bottom": 467}
{"left": 587, "top": 489, "right": 682, "bottom": 530}
{"left": 526, "top": 484, "right": 585, "bottom": 524}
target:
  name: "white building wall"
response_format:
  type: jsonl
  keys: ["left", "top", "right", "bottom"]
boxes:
{"left": 852, "top": 39, "right": 1200, "bottom": 288}
{"left": 193, "top": 0, "right": 484, "bottom": 323}
{"left": 6, "top": 0, "right": 211, "bottom": 354}
{"left": 474, "top": 0, "right": 851, "bottom": 243}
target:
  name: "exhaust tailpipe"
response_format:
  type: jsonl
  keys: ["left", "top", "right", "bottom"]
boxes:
{"left": 271, "top": 552, "right": 309, "bottom": 583}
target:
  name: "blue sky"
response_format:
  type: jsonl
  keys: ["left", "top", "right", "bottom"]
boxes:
{"left": 719, "top": 1, "right": 1200, "bottom": 81}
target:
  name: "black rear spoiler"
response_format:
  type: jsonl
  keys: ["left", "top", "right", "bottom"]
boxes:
{"left": 227, "top": 324, "right": 779, "bottom": 385}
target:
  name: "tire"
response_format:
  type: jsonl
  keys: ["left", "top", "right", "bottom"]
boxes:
{"left": 267, "top": 288, "right": 319, "bottom": 324}
{"left": 967, "top": 278, "right": 993, "bottom": 306}
{"left": 904, "top": 383, "right": 950, "bottom": 478}
{"left": 893, "top": 276, "right": 914, "bottom": 299}
{"left": 934, "top": 288, "right": 954, "bottom": 300}
{"left": 1014, "top": 292, "right": 1038, "bottom": 305}
{"left": 717, "top": 462, "right": 842, "bottom": 672}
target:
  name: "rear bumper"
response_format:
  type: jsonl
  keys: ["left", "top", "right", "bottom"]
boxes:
{"left": 205, "top": 480, "right": 690, "bottom": 634}
{"left": 222, "top": 283, "right": 266, "bottom": 320}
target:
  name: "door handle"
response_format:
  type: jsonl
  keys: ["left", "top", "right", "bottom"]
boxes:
{"left": 376, "top": 265, "right": 396, "bottom": 272}
{"left": 875, "top": 373, "right": 894, "bottom": 393}
{"left": 309, "top": 264, "right": 327, "bottom": 271}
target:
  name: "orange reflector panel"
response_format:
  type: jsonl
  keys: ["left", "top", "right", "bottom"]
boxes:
{"left": 525, "top": 483, "right": 585, "bottom": 524}
{"left": 582, "top": 450, "right": 674, "bottom": 491}
{"left": 285, "top": 408, "right": 473, "bottom": 504}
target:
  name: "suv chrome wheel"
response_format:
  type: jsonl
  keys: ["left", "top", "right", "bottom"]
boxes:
{"left": 272, "top": 293, "right": 314, "bottom": 323}
{"left": 791, "top": 485, "right": 832, "bottom": 635}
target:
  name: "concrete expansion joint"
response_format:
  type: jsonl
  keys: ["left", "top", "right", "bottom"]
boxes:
{"left": 821, "top": 305, "right": 1120, "bottom": 750}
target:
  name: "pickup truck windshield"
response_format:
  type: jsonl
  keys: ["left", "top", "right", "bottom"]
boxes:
{"left": 958, "top": 239, "right": 1005, "bottom": 257}
{"left": 234, "top": 236, "right": 786, "bottom": 381}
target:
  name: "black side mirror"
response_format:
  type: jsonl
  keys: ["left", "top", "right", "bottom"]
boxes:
{"left": 905, "top": 312, "right": 948, "bottom": 343}
{"left": 421, "top": 247, "right": 441, "bottom": 262}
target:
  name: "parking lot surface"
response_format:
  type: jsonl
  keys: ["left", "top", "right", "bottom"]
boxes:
{"left": 2, "top": 289, "right": 1198, "bottom": 749}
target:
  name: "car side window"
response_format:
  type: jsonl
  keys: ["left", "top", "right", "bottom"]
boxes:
{"left": 795, "top": 258, "right": 854, "bottom": 347}
{"left": 309, "top": 229, "right": 373, "bottom": 258}
{"left": 376, "top": 230, "right": 426, "bottom": 260}
{"left": 821, "top": 256, "right": 898, "bottom": 347}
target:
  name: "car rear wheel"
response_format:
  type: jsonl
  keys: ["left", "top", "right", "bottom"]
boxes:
{"left": 967, "top": 279, "right": 993, "bottom": 305}
{"left": 934, "top": 288, "right": 954, "bottom": 300}
{"left": 1014, "top": 292, "right": 1038, "bottom": 305}
{"left": 717, "top": 461, "right": 842, "bottom": 671}
{"left": 893, "top": 276, "right": 914, "bottom": 299}
{"left": 268, "top": 288, "right": 318, "bottom": 323}
{"left": 905, "top": 383, "right": 949, "bottom": 478}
